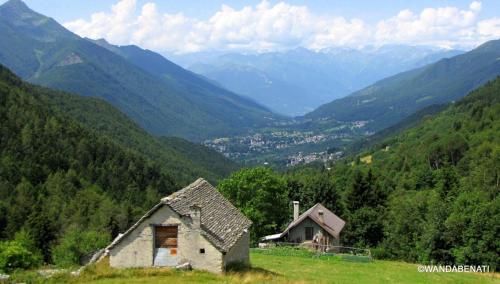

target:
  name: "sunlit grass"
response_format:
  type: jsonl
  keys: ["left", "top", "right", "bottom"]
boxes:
{"left": 8, "top": 252, "right": 499, "bottom": 283}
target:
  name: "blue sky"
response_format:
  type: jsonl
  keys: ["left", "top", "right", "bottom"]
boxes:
{"left": 2, "top": 0, "right": 499, "bottom": 54}
{"left": 6, "top": 0, "right": 499, "bottom": 23}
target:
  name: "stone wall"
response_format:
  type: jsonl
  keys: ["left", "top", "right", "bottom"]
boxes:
{"left": 109, "top": 205, "right": 224, "bottom": 273}
{"left": 223, "top": 230, "right": 250, "bottom": 268}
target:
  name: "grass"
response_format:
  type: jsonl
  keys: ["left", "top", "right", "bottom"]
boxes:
{"left": 6, "top": 250, "right": 499, "bottom": 284}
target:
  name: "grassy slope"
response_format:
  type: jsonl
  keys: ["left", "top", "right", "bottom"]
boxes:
{"left": 12, "top": 252, "right": 498, "bottom": 283}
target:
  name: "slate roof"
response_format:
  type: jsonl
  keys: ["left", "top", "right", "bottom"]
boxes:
{"left": 264, "top": 203, "right": 345, "bottom": 240}
{"left": 107, "top": 178, "right": 252, "bottom": 253}
{"left": 284, "top": 203, "right": 345, "bottom": 239}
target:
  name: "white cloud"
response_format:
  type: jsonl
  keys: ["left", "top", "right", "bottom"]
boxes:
{"left": 374, "top": 1, "right": 487, "bottom": 48}
{"left": 63, "top": 1, "right": 500, "bottom": 54}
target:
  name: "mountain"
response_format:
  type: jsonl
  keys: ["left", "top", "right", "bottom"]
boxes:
{"left": 0, "top": 0, "right": 277, "bottom": 141}
{"left": 306, "top": 39, "right": 500, "bottom": 131}
{"left": 0, "top": 63, "right": 177, "bottom": 260}
{"left": 289, "top": 77, "right": 500, "bottom": 268}
{"left": 1, "top": 62, "right": 239, "bottom": 264}
{"left": 177, "top": 46, "right": 462, "bottom": 116}
{"left": 0, "top": 63, "right": 238, "bottom": 184}
{"left": 355, "top": 77, "right": 500, "bottom": 266}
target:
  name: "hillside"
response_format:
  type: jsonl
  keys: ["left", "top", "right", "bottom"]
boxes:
{"left": 306, "top": 40, "right": 500, "bottom": 131}
{"left": 41, "top": 86, "right": 239, "bottom": 184}
{"left": 346, "top": 103, "right": 449, "bottom": 154}
{"left": 227, "top": 77, "right": 499, "bottom": 269}
{"left": 324, "top": 77, "right": 500, "bottom": 267}
{"left": 0, "top": 64, "right": 180, "bottom": 262}
{"left": 0, "top": 0, "right": 277, "bottom": 141}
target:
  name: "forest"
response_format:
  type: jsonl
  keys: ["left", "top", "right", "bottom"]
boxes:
{"left": 0, "top": 65, "right": 180, "bottom": 268}
{"left": 0, "top": 63, "right": 498, "bottom": 272}
{"left": 219, "top": 77, "right": 500, "bottom": 270}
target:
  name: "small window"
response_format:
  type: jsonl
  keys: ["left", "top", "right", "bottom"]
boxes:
{"left": 200, "top": 248, "right": 205, "bottom": 254}
{"left": 305, "top": 227, "right": 314, "bottom": 240}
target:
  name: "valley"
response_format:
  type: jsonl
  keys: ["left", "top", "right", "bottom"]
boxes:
{"left": 204, "top": 118, "right": 371, "bottom": 167}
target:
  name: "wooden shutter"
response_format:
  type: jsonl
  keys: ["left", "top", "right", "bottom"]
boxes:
{"left": 155, "top": 226, "right": 178, "bottom": 248}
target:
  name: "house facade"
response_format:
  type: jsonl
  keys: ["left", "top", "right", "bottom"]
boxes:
{"left": 263, "top": 202, "right": 345, "bottom": 247}
{"left": 105, "top": 178, "right": 252, "bottom": 273}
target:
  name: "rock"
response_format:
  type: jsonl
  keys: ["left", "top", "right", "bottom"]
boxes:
{"left": 37, "top": 269, "right": 66, "bottom": 278}
{"left": 0, "top": 274, "right": 10, "bottom": 280}
{"left": 175, "top": 262, "right": 191, "bottom": 271}
{"left": 81, "top": 248, "right": 105, "bottom": 266}
{"left": 71, "top": 267, "right": 85, "bottom": 277}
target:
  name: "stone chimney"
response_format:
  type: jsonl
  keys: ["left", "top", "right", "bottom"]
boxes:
{"left": 189, "top": 204, "right": 201, "bottom": 230}
{"left": 293, "top": 201, "right": 299, "bottom": 221}
{"left": 318, "top": 210, "right": 324, "bottom": 224}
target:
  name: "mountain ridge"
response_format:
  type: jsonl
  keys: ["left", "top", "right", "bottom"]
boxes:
{"left": 178, "top": 45, "right": 463, "bottom": 116}
{"left": 0, "top": 0, "right": 278, "bottom": 141}
{"left": 0, "top": 63, "right": 238, "bottom": 184}
{"left": 305, "top": 39, "right": 500, "bottom": 131}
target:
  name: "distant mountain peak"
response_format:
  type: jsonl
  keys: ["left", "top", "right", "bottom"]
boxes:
{"left": 0, "top": 0, "right": 77, "bottom": 42}
{"left": 0, "top": 0, "right": 33, "bottom": 14}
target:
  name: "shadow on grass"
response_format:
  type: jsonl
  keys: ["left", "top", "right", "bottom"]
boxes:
{"left": 225, "top": 261, "right": 281, "bottom": 277}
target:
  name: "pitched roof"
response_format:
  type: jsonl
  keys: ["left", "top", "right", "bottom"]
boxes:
{"left": 282, "top": 203, "right": 345, "bottom": 239}
{"left": 107, "top": 178, "right": 252, "bottom": 253}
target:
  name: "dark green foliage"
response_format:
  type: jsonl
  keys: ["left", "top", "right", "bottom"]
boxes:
{"left": 0, "top": 229, "right": 42, "bottom": 272}
{"left": 342, "top": 169, "right": 387, "bottom": 247}
{"left": 159, "top": 137, "right": 239, "bottom": 180}
{"left": 36, "top": 84, "right": 238, "bottom": 184}
{"left": 218, "top": 167, "right": 289, "bottom": 243}
{"left": 352, "top": 78, "right": 499, "bottom": 268}
{"left": 52, "top": 228, "right": 110, "bottom": 267}
{"left": 0, "top": 240, "right": 41, "bottom": 272}
{"left": 0, "top": 64, "right": 180, "bottom": 263}
{"left": 285, "top": 168, "right": 344, "bottom": 219}
{"left": 273, "top": 78, "right": 499, "bottom": 269}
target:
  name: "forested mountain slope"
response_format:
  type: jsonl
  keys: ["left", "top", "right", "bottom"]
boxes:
{"left": 1, "top": 63, "right": 237, "bottom": 183}
{"left": 42, "top": 86, "right": 239, "bottom": 184}
{"left": 306, "top": 40, "right": 500, "bottom": 132}
{"left": 330, "top": 77, "right": 500, "bottom": 267}
{"left": 0, "top": 0, "right": 277, "bottom": 141}
{"left": 199, "top": 79, "right": 499, "bottom": 272}
{"left": 0, "top": 64, "right": 177, "bottom": 262}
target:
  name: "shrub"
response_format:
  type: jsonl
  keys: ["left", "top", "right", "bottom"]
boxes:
{"left": 370, "top": 246, "right": 391, "bottom": 259}
{"left": 0, "top": 240, "right": 42, "bottom": 272}
{"left": 52, "top": 228, "right": 110, "bottom": 267}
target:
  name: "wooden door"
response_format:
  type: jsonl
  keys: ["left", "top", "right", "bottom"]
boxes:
{"left": 154, "top": 225, "right": 179, "bottom": 266}
{"left": 155, "top": 226, "right": 178, "bottom": 249}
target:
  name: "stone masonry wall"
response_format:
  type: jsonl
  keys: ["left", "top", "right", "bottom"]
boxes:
{"left": 109, "top": 205, "right": 224, "bottom": 273}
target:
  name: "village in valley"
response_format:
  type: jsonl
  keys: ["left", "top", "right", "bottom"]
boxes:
{"left": 203, "top": 119, "right": 372, "bottom": 166}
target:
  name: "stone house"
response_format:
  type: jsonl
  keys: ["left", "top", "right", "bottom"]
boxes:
{"left": 105, "top": 178, "right": 252, "bottom": 273}
{"left": 262, "top": 202, "right": 345, "bottom": 247}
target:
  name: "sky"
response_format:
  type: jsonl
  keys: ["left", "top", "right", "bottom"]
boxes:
{"left": 4, "top": 0, "right": 500, "bottom": 54}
